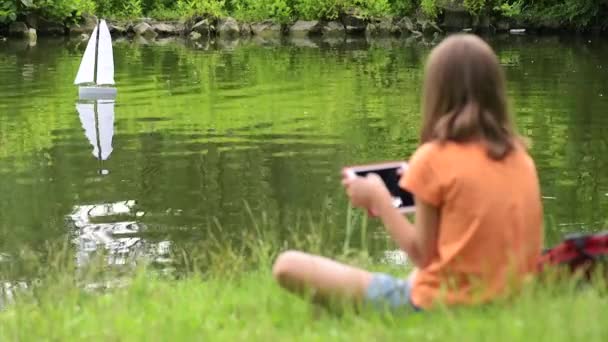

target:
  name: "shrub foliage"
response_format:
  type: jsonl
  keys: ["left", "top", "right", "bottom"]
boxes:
{"left": 0, "top": 0, "right": 607, "bottom": 29}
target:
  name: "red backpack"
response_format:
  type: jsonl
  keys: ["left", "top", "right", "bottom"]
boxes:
{"left": 538, "top": 231, "right": 608, "bottom": 278}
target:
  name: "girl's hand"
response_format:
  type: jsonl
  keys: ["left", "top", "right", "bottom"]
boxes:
{"left": 341, "top": 172, "right": 391, "bottom": 216}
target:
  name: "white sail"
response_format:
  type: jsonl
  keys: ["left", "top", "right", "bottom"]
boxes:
{"left": 96, "top": 20, "right": 115, "bottom": 86}
{"left": 76, "top": 102, "right": 99, "bottom": 159}
{"left": 97, "top": 100, "right": 115, "bottom": 160}
{"left": 74, "top": 25, "right": 98, "bottom": 85}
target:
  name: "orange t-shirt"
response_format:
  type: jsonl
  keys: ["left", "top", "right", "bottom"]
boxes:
{"left": 399, "top": 141, "right": 543, "bottom": 309}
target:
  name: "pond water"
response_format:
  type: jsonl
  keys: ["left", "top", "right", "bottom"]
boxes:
{"left": 1, "top": 35, "right": 608, "bottom": 280}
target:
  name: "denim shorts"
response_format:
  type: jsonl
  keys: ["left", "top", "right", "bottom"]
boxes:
{"left": 365, "top": 273, "right": 420, "bottom": 312}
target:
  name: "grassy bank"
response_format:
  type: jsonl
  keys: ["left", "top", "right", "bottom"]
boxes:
{"left": 1, "top": 207, "right": 607, "bottom": 340}
{"left": 1, "top": 261, "right": 607, "bottom": 340}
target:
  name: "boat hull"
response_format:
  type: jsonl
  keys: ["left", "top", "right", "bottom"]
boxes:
{"left": 79, "top": 86, "right": 117, "bottom": 100}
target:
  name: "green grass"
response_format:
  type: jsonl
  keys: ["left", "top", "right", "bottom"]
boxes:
{"left": 0, "top": 263, "right": 607, "bottom": 341}
{"left": 1, "top": 208, "right": 607, "bottom": 341}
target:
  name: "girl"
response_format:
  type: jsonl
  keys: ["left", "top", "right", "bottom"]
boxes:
{"left": 272, "top": 34, "right": 543, "bottom": 311}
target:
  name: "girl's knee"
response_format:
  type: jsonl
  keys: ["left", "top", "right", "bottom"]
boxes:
{"left": 272, "top": 250, "right": 306, "bottom": 282}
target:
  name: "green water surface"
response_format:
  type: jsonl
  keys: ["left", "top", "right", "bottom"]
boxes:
{"left": 1, "top": 35, "right": 607, "bottom": 276}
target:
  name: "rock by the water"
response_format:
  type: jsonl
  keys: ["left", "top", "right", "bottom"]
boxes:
{"left": 496, "top": 20, "right": 510, "bottom": 32}
{"left": 80, "top": 33, "right": 90, "bottom": 41}
{"left": 109, "top": 24, "right": 127, "bottom": 35}
{"left": 344, "top": 23, "right": 366, "bottom": 35}
{"left": 340, "top": 9, "right": 367, "bottom": 35}
{"left": 418, "top": 19, "right": 442, "bottom": 35}
{"left": 192, "top": 19, "right": 213, "bottom": 35}
{"left": 134, "top": 22, "right": 157, "bottom": 39}
{"left": 395, "top": 16, "right": 415, "bottom": 35}
{"left": 188, "top": 15, "right": 206, "bottom": 26}
{"left": 289, "top": 20, "right": 323, "bottom": 37}
{"left": 153, "top": 23, "right": 180, "bottom": 35}
{"left": 441, "top": 3, "right": 472, "bottom": 30}
{"left": 37, "top": 20, "right": 65, "bottom": 36}
{"left": 125, "top": 22, "right": 136, "bottom": 35}
{"left": 189, "top": 31, "right": 203, "bottom": 40}
{"left": 251, "top": 21, "right": 282, "bottom": 38}
{"left": 366, "top": 17, "right": 397, "bottom": 36}
{"left": 322, "top": 21, "right": 345, "bottom": 37}
{"left": 8, "top": 22, "right": 28, "bottom": 37}
{"left": 218, "top": 17, "right": 240, "bottom": 38}
{"left": 239, "top": 23, "right": 252, "bottom": 36}
{"left": 473, "top": 15, "right": 491, "bottom": 32}
{"left": 175, "top": 22, "right": 186, "bottom": 33}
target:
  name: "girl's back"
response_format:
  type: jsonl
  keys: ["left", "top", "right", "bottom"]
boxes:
{"left": 401, "top": 141, "right": 543, "bottom": 308}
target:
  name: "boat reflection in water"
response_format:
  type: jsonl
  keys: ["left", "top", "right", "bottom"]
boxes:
{"left": 70, "top": 82, "right": 173, "bottom": 286}
{"left": 67, "top": 200, "right": 171, "bottom": 270}
{"left": 76, "top": 99, "right": 115, "bottom": 175}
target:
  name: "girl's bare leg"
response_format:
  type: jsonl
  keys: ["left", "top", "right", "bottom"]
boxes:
{"left": 272, "top": 250, "right": 373, "bottom": 306}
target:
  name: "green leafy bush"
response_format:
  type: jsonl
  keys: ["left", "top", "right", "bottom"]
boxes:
{"left": 37, "top": 0, "right": 96, "bottom": 22}
{"left": 463, "top": 0, "right": 493, "bottom": 14}
{"left": 231, "top": 0, "right": 291, "bottom": 23}
{"left": 140, "top": 0, "right": 173, "bottom": 13}
{"left": 353, "top": 0, "right": 392, "bottom": 18}
{"left": 388, "top": 0, "right": 417, "bottom": 16}
{"left": 176, "top": 0, "right": 226, "bottom": 18}
{"left": 0, "top": 1, "right": 18, "bottom": 24}
{"left": 0, "top": 0, "right": 95, "bottom": 24}
{"left": 420, "top": 0, "right": 439, "bottom": 18}
{"left": 1, "top": 0, "right": 607, "bottom": 30}
{"left": 522, "top": 0, "right": 606, "bottom": 28}
{"left": 95, "top": 0, "right": 143, "bottom": 18}
{"left": 293, "top": 0, "right": 393, "bottom": 21}
{"left": 293, "top": 0, "right": 342, "bottom": 20}
{"left": 494, "top": 0, "right": 522, "bottom": 18}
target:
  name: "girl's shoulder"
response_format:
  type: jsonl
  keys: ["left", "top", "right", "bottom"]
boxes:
{"left": 412, "top": 139, "right": 533, "bottom": 161}
{"left": 410, "top": 141, "right": 481, "bottom": 160}
{"left": 408, "top": 142, "right": 440, "bottom": 165}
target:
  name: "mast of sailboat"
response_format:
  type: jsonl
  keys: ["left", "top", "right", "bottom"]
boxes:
{"left": 92, "top": 21, "right": 105, "bottom": 172}
{"left": 93, "top": 100, "right": 111, "bottom": 175}
{"left": 93, "top": 18, "right": 100, "bottom": 85}
{"left": 94, "top": 101, "right": 103, "bottom": 161}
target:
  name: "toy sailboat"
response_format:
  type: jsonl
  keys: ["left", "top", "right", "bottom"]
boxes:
{"left": 76, "top": 100, "right": 115, "bottom": 174}
{"left": 74, "top": 19, "right": 116, "bottom": 100}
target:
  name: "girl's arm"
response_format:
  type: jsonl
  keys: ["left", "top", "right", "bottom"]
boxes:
{"left": 343, "top": 173, "right": 439, "bottom": 268}
{"left": 374, "top": 192, "right": 439, "bottom": 268}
